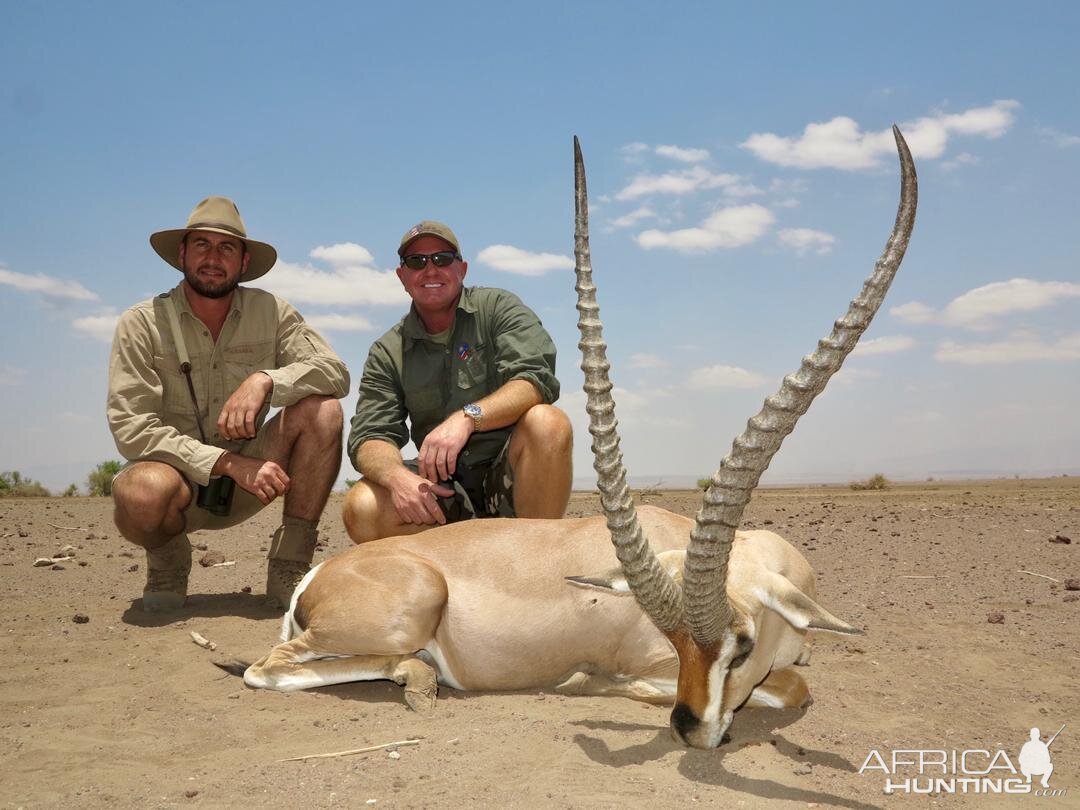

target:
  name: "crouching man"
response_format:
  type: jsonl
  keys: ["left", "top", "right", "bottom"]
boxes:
{"left": 107, "top": 196, "right": 349, "bottom": 611}
{"left": 343, "top": 220, "right": 572, "bottom": 542}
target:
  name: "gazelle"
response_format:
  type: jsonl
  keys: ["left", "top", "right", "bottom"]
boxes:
{"left": 234, "top": 129, "right": 917, "bottom": 749}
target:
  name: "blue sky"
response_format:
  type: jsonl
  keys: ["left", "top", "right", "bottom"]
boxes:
{"left": 2, "top": 2, "right": 1078, "bottom": 491}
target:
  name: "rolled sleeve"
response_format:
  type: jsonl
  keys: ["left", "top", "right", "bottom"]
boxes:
{"left": 490, "top": 291, "right": 560, "bottom": 404}
{"left": 347, "top": 341, "right": 410, "bottom": 469}
{"left": 106, "top": 308, "right": 225, "bottom": 485}
{"left": 264, "top": 300, "right": 350, "bottom": 407}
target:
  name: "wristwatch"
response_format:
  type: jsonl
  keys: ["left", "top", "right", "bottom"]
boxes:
{"left": 463, "top": 403, "right": 482, "bottom": 431}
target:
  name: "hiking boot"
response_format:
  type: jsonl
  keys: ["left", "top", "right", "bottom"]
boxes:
{"left": 266, "top": 558, "right": 310, "bottom": 609}
{"left": 143, "top": 534, "right": 192, "bottom": 612}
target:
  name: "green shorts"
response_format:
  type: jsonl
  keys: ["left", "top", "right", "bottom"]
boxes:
{"left": 405, "top": 434, "right": 515, "bottom": 523}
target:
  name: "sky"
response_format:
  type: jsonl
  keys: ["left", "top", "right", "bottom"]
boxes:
{"left": 2, "top": 2, "right": 1079, "bottom": 492}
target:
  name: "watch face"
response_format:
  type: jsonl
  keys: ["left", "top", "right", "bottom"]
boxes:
{"left": 464, "top": 404, "right": 481, "bottom": 417}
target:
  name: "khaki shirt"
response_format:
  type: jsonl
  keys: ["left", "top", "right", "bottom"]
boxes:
{"left": 348, "top": 286, "right": 559, "bottom": 469}
{"left": 107, "top": 283, "right": 349, "bottom": 485}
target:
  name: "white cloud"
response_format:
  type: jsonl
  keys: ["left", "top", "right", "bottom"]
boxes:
{"left": 935, "top": 332, "right": 1080, "bottom": 364}
{"left": 304, "top": 313, "right": 376, "bottom": 332}
{"left": 636, "top": 204, "right": 774, "bottom": 254}
{"left": 1039, "top": 127, "right": 1080, "bottom": 148}
{"left": 741, "top": 100, "right": 1020, "bottom": 170}
{"left": 0, "top": 265, "right": 99, "bottom": 301}
{"left": 941, "top": 152, "right": 980, "bottom": 171}
{"left": 616, "top": 166, "right": 742, "bottom": 201}
{"left": 259, "top": 243, "right": 409, "bottom": 307}
{"left": 0, "top": 365, "right": 27, "bottom": 386}
{"left": 476, "top": 245, "right": 574, "bottom": 276}
{"left": 620, "top": 142, "right": 649, "bottom": 163}
{"left": 852, "top": 335, "right": 916, "bottom": 356}
{"left": 309, "top": 242, "right": 375, "bottom": 268}
{"left": 943, "top": 278, "right": 1080, "bottom": 330}
{"left": 777, "top": 227, "right": 836, "bottom": 256}
{"left": 609, "top": 206, "right": 656, "bottom": 229}
{"left": 72, "top": 313, "right": 120, "bottom": 342}
{"left": 687, "top": 364, "right": 767, "bottom": 390}
{"left": 628, "top": 353, "right": 663, "bottom": 369}
{"left": 656, "top": 144, "right": 710, "bottom": 163}
{"left": 890, "top": 301, "right": 936, "bottom": 324}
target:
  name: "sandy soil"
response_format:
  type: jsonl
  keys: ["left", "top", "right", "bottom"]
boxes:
{"left": 2, "top": 477, "right": 1077, "bottom": 809}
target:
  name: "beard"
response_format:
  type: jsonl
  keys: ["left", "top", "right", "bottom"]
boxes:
{"left": 182, "top": 263, "right": 241, "bottom": 299}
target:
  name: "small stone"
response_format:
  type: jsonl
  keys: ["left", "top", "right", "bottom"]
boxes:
{"left": 128, "top": 563, "right": 139, "bottom": 573}
{"left": 195, "top": 542, "right": 209, "bottom": 551}
{"left": 1050, "top": 534, "right": 1072, "bottom": 544}
{"left": 184, "top": 789, "right": 199, "bottom": 799}
{"left": 198, "top": 550, "right": 226, "bottom": 567}
{"left": 366, "top": 801, "right": 377, "bottom": 806}
{"left": 537, "top": 692, "right": 546, "bottom": 701}
{"left": 794, "top": 762, "right": 812, "bottom": 776}
{"left": 79, "top": 561, "right": 89, "bottom": 567}
{"left": 987, "top": 612, "right": 1005, "bottom": 624}
{"left": 59, "top": 545, "right": 77, "bottom": 556}
{"left": 18, "top": 530, "right": 29, "bottom": 538}
{"left": 72, "top": 613, "right": 90, "bottom": 624}
{"left": 1064, "top": 594, "right": 1079, "bottom": 603}
{"left": 33, "top": 557, "right": 54, "bottom": 567}
{"left": 241, "top": 585, "right": 252, "bottom": 594}
{"left": 388, "top": 750, "right": 401, "bottom": 760}
{"left": 51, "top": 564, "right": 65, "bottom": 571}
{"left": 118, "top": 550, "right": 135, "bottom": 558}
{"left": 1064, "top": 579, "right": 1080, "bottom": 591}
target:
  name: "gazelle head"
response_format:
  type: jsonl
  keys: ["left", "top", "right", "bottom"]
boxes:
{"left": 571, "top": 129, "right": 917, "bottom": 748}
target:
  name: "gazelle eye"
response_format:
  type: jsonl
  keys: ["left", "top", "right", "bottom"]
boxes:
{"left": 730, "top": 652, "right": 750, "bottom": 669}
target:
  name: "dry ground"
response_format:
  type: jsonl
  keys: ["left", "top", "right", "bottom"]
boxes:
{"left": 1, "top": 477, "right": 1077, "bottom": 809}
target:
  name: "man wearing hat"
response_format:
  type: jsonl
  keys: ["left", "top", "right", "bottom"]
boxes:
{"left": 107, "top": 196, "right": 349, "bottom": 611}
{"left": 342, "top": 220, "right": 573, "bottom": 543}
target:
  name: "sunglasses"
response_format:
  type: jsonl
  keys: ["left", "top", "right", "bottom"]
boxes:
{"left": 401, "top": 251, "right": 461, "bottom": 270}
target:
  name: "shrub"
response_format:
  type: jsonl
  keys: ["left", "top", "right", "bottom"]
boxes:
{"left": 0, "top": 471, "right": 51, "bottom": 497}
{"left": 62, "top": 484, "right": 79, "bottom": 497}
{"left": 697, "top": 477, "right": 713, "bottom": 490}
{"left": 850, "top": 473, "right": 890, "bottom": 491}
{"left": 87, "top": 460, "right": 124, "bottom": 496}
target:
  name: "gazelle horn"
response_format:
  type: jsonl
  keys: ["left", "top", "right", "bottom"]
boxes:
{"left": 683, "top": 125, "right": 918, "bottom": 648}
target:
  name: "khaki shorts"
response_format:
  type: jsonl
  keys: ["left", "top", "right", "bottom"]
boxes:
{"left": 405, "top": 434, "right": 515, "bottom": 523}
{"left": 114, "top": 426, "right": 272, "bottom": 533}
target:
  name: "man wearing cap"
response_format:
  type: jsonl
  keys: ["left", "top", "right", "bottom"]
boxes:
{"left": 107, "top": 196, "right": 349, "bottom": 611}
{"left": 342, "top": 220, "right": 573, "bottom": 543}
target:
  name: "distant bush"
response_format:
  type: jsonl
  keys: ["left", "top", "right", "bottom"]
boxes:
{"left": 0, "top": 471, "right": 51, "bottom": 497}
{"left": 850, "top": 473, "right": 890, "bottom": 491}
{"left": 62, "top": 484, "right": 79, "bottom": 497}
{"left": 697, "top": 477, "right": 712, "bottom": 490}
{"left": 344, "top": 478, "right": 359, "bottom": 490}
{"left": 87, "top": 460, "right": 124, "bottom": 496}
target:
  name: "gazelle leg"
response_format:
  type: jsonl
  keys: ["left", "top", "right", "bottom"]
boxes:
{"left": 554, "top": 670, "right": 676, "bottom": 705}
{"left": 244, "top": 636, "right": 438, "bottom": 710}
{"left": 744, "top": 667, "right": 811, "bottom": 709}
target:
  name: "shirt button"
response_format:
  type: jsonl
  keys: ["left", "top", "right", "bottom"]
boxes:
{"left": 212, "top": 363, "right": 218, "bottom": 369}
{"left": 203, "top": 331, "right": 209, "bottom": 337}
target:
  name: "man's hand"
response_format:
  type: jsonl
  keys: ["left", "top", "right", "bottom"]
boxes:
{"left": 417, "top": 411, "right": 474, "bottom": 483}
{"left": 386, "top": 467, "right": 455, "bottom": 526}
{"left": 218, "top": 372, "right": 273, "bottom": 440}
{"left": 214, "top": 452, "right": 289, "bottom": 505}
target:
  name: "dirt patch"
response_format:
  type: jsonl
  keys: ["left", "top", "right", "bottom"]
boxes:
{"left": 2, "top": 477, "right": 1077, "bottom": 808}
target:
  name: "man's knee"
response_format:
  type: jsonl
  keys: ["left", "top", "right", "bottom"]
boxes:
{"left": 342, "top": 479, "right": 382, "bottom": 544}
{"left": 518, "top": 404, "right": 573, "bottom": 450}
{"left": 288, "top": 395, "right": 344, "bottom": 436}
{"left": 112, "top": 464, "right": 189, "bottom": 543}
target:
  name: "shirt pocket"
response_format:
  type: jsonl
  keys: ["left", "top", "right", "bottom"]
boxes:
{"left": 455, "top": 344, "right": 490, "bottom": 393}
{"left": 222, "top": 340, "right": 276, "bottom": 392}
{"left": 154, "top": 353, "right": 202, "bottom": 411}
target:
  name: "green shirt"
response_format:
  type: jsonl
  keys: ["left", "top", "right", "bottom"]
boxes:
{"left": 348, "top": 286, "right": 559, "bottom": 469}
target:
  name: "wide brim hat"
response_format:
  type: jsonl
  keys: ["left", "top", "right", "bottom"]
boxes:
{"left": 150, "top": 196, "right": 277, "bottom": 283}
{"left": 398, "top": 220, "right": 461, "bottom": 257}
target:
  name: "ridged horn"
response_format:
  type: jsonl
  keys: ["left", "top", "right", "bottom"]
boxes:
{"left": 683, "top": 125, "right": 918, "bottom": 648}
{"left": 573, "top": 136, "right": 684, "bottom": 633}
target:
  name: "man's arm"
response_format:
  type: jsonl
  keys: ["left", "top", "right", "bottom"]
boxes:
{"left": 416, "top": 379, "right": 541, "bottom": 482}
{"left": 107, "top": 306, "right": 225, "bottom": 486}
{"left": 262, "top": 298, "right": 350, "bottom": 408}
{"left": 357, "top": 438, "right": 452, "bottom": 526}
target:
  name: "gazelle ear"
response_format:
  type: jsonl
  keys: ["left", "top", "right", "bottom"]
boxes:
{"left": 754, "top": 572, "right": 863, "bottom": 635}
{"left": 567, "top": 550, "right": 686, "bottom": 593}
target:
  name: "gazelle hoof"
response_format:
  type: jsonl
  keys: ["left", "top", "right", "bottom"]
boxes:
{"left": 404, "top": 687, "right": 437, "bottom": 713}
